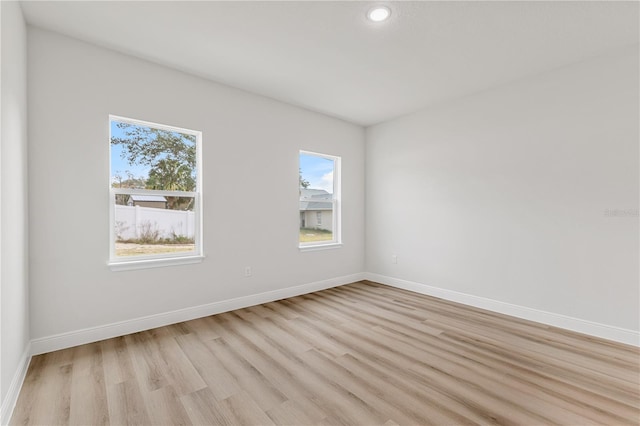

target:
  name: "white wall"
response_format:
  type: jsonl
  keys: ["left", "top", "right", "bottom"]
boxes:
{"left": 28, "top": 28, "right": 365, "bottom": 346}
{"left": 366, "top": 46, "right": 639, "bottom": 333}
{"left": 20, "top": 16, "right": 640, "bottom": 358}
{"left": 0, "top": 0, "right": 30, "bottom": 416}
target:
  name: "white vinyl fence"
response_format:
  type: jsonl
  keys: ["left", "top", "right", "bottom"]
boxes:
{"left": 115, "top": 205, "right": 195, "bottom": 240}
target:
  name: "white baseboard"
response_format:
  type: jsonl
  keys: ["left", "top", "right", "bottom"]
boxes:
{"left": 30, "top": 273, "right": 365, "bottom": 355}
{"left": 0, "top": 343, "right": 31, "bottom": 426}
{"left": 365, "top": 273, "right": 640, "bottom": 347}
{"left": 28, "top": 270, "right": 638, "bottom": 355}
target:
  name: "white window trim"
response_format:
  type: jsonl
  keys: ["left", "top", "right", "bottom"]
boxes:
{"left": 299, "top": 241, "right": 343, "bottom": 252}
{"left": 108, "top": 115, "right": 203, "bottom": 271}
{"left": 299, "top": 150, "right": 341, "bottom": 250}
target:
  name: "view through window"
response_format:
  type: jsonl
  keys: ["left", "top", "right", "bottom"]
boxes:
{"left": 110, "top": 116, "right": 201, "bottom": 262}
{"left": 299, "top": 151, "right": 340, "bottom": 247}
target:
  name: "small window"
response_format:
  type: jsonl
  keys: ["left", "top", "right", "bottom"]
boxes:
{"left": 299, "top": 150, "right": 341, "bottom": 248}
{"left": 109, "top": 116, "right": 202, "bottom": 269}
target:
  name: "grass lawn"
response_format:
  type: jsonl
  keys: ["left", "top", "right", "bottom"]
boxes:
{"left": 115, "top": 243, "right": 195, "bottom": 257}
{"left": 299, "top": 228, "right": 333, "bottom": 243}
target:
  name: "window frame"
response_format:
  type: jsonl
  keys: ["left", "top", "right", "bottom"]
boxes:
{"left": 108, "top": 115, "right": 203, "bottom": 271}
{"left": 299, "top": 150, "right": 342, "bottom": 251}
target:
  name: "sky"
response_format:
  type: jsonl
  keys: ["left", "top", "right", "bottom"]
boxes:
{"left": 300, "top": 153, "right": 334, "bottom": 193}
{"left": 110, "top": 121, "right": 151, "bottom": 182}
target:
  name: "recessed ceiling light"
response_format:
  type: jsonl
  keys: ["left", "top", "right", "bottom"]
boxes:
{"left": 367, "top": 6, "right": 391, "bottom": 22}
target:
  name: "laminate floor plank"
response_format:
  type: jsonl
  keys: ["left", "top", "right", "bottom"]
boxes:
{"left": 151, "top": 327, "right": 207, "bottom": 397}
{"left": 265, "top": 399, "right": 326, "bottom": 425}
{"left": 105, "top": 379, "right": 152, "bottom": 426}
{"left": 366, "top": 282, "right": 638, "bottom": 362}
{"left": 222, "top": 391, "right": 277, "bottom": 426}
{"left": 11, "top": 357, "right": 73, "bottom": 426}
{"left": 209, "top": 311, "right": 377, "bottom": 425}
{"left": 420, "top": 310, "right": 636, "bottom": 383}
{"left": 124, "top": 331, "right": 171, "bottom": 393}
{"left": 287, "top": 306, "right": 533, "bottom": 424}
{"left": 173, "top": 333, "right": 241, "bottom": 401}
{"left": 250, "top": 307, "right": 350, "bottom": 358}
{"left": 373, "top": 322, "right": 636, "bottom": 424}
{"left": 221, "top": 335, "right": 331, "bottom": 423}
{"left": 203, "top": 336, "right": 288, "bottom": 412}
{"left": 333, "top": 352, "right": 497, "bottom": 425}
{"left": 362, "top": 324, "right": 600, "bottom": 425}
{"left": 300, "top": 348, "right": 445, "bottom": 426}
{"left": 430, "top": 320, "right": 640, "bottom": 407}
{"left": 68, "top": 344, "right": 109, "bottom": 426}
{"left": 11, "top": 281, "right": 640, "bottom": 425}
{"left": 302, "top": 306, "right": 554, "bottom": 425}
{"left": 179, "top": 387, "right": 236, "bottom": 426}
{"left": 100, "top": 336, "right": 137, "bottom": 387}
{"left": 144, "top": 385, "right": 192, "bottom": 426}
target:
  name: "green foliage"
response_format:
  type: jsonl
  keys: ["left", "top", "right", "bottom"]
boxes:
{"left": 299, "top": 168, "right": 310, "bottom": 189}
{"left": 146, "top": 159, "right": 195, "bottom": 191}
{"left": 111, "top": 122, "right": 197, "bottom": 194}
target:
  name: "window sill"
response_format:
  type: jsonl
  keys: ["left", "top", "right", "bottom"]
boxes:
{"left": 299, "top": 243, "right": 343, "bottom": 252}
{"left": 109, "top": 254, "right": 204, "bottom": 272}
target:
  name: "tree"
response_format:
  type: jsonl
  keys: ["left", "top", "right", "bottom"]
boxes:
{"left": 112, "top": 170, "right": 146, "bottom": 189}
{"left": 146, "top": 159, "right": 195, "bottom": 210}
{"left": 111, "top": 122, "right": 197, "bottom": 209}
{"left": 146, "top": 159, "right": 195, "bottom": 192}
{"left": 111, "top": 122, "right": 196, "bottom": 192}
{"left": 299, "top": 168, "right": 310, "bottom": 189}
{"left": 112, "top": 171, "right": 146, "bottom": 205}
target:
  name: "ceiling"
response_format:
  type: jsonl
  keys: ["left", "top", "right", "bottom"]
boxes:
{"left": 20, "top": 1, "right": 640, "bottom": 126}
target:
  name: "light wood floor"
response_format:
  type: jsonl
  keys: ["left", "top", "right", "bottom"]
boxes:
{"left": 11, "top": 281, "right": 640, "bottom": 425}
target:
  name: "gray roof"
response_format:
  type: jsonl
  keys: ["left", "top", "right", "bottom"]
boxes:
{"left": 300, "top": 188, "right": 331, "bottom": 199}
{"left": 300, "top": 201, "right": 332, "bottom": 211}
{"left": 129, "top": 195, "right": 167, "bottom": 202}
{"left": 300, "top": 188, "right": 332, "bottom": 211}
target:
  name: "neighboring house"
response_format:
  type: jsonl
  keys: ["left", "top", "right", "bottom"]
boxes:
{"left": 300, "top": 188, "right": 333, "bottom": 231}
{"left": 127, "top": 194, "right": 168, "bottom": 209}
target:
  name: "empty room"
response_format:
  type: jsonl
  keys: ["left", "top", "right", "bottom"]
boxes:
{"left": 1, "top": 1, "right": 638, "bottom": 425}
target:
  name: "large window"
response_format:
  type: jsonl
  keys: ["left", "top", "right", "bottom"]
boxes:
{"left": 299, "top": 150, "right": 341, "bottom": 248}
{"left": 109, "top": 116, "right": 202, "bottom": 269}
